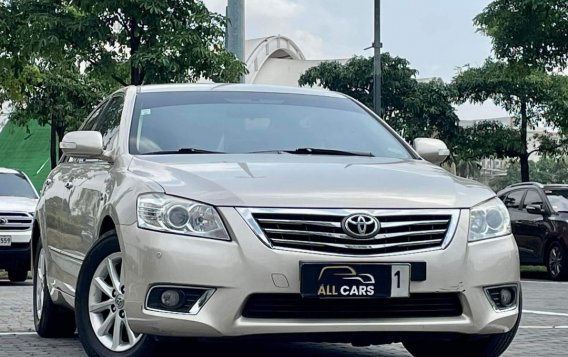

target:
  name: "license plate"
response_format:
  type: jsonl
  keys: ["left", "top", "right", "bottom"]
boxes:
{"left": 0, "top": 235, "right": 11, "bottom": 247}
{"left": 301, "top": 263, "right": 410, "bottom": 298}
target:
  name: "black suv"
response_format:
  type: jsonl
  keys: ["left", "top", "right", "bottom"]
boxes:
{"left": 498, "top": 182, "right": 568, "bottom": 280}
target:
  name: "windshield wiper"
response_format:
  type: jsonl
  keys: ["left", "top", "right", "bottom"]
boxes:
{"left": 143, "top": 148, "right": 226, "bottom": 155}
{"left": 282, "top": 148, "right": 374, "bottom": 157}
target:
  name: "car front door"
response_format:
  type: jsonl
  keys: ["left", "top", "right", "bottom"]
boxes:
{"left": 60, "top": 93, "right": 125, "bottom": 291}
{"left": 501, "top": 189, "right": 528, "bottom": 262}
{"left": 517, "top": 189, "right": 551, "bottom": 264}
{"left": 43, "top": 103, "right": 106, "bottom": 294}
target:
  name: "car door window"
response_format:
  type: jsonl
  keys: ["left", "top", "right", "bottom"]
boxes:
{"left": 80, "top": 100, "right": 107, "bottom": 131}
{"left": 95, "top": 94, "right": 124, "bottom": 151}
{"left": 64, "top": 101, "right": 108, "bottom": 164}
{"left": 503, "top": 190, "right": 525, "bottom": 209}
{"left": 523, "top": 190, "right": 544, "bottom": 210}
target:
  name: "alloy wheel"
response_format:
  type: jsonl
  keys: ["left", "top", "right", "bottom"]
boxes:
{"left": 35, "top": 248, "right": 46, "bottom": 320}
{"left": 88, "top": 252, "right": 142, "bottom": 352}
{"left": 549, "top": 246, "right": 563, "bottom": 278}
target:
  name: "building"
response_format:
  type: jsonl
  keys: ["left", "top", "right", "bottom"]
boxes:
{"left": 244, "top": 36, "right": 348, "bottom": 86}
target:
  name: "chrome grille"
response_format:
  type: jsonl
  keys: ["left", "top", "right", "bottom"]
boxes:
{"left": 239, "top": 208, "right": 459, "bottom": 255}
{"left": 0, "top": 212, "right": 33, "bottom": 231}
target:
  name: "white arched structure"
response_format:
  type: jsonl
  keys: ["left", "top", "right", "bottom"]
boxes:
{"left": 244, "top": 36, "right": 306, "bottom": 84}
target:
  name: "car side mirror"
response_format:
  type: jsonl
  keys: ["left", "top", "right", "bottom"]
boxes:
{"left": 526, "top": 204, "right": 545, "bottom": 215}
{"left": 413, "top": 138, "right": 450, "bottom": 165}
{"left": 60, "top": 131, "right": 107, "bottom": 160}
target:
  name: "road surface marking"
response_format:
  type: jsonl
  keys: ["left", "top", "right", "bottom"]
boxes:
{"left": 0, "top": 332, "right": 36, "bottom": 336}
{"left": 521, "top": 279, "right": 568, "bottom": 285}
{"left": 523, "top": 310, "right": 568, "bottom": 317}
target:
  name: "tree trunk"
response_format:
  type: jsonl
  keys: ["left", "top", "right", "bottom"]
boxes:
{"left": 520, "top": 100, "right": 530, "bottom": 182}
{"left": 128, "top": 17, "right": 144, "bottom": 85}
{"left": 50, "top": 118, "right": 57, "bottom": 169}
{"left": 56, "top": 124, "right": 65, "bottom": 160}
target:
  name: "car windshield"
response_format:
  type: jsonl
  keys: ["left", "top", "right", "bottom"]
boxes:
{"left": 545, "top": 189, "right": 568, "bottom": 212}
{"left": 129, "top": 91, "right": 413, "bottom": 159}
{"left": 0, "top": 173, "right": 37, "bottom": 199}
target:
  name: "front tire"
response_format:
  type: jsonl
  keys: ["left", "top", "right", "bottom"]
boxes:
{"left": 75, "top": 231, "right": 155, "bottom": 357}
{"left": 403, "top": 297, "right": 521, "bottom": 357}
{"left": 8, "top": 267, "right": 28, "bottom": 282}
{"left": 547, "top": 241, "right": 568, "bottom": 281}
{"left": 33, "top": 240, "right": 76, "bottom": 337}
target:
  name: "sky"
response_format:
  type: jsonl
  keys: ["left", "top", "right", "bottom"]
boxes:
{"left": 202, "top": 0, "right": 508, "bottom": 120}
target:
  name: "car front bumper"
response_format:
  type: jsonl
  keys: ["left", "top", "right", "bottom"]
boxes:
{"left": 121, "top": 208, "right": 520, "bottom": 338}
{"left": 0, "top": 230, "right": 32, "bottom": 270}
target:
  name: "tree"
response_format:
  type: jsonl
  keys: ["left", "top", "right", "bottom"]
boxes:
{"left": 475, "top": 0, "right": 568, "bottom": 71}
{"left": 452, "top": 59, "right": 568, "bottom": 181}
{"left": 490, "top": 157, "right": 568, "bottom": 192}
{"left": 298, "top": 55, "right": 460, "bottom": 146}
{"left": 0, "top": 0, "right": 247, "bottom": 167}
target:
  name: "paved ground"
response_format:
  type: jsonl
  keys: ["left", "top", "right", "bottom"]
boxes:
{"left": 0, "top": 277, "right": 567, "bottom": 356}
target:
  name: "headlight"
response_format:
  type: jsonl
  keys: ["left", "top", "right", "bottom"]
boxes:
{"left": 137, "top": 193, "right": 230, "bottom": 240}
{"left": 468, "top": 198, "right": 511, "bottom": 242}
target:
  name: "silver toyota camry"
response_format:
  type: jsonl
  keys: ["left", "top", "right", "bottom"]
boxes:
{"left": 32, "top": 84, "right": 521, "bottom": 357}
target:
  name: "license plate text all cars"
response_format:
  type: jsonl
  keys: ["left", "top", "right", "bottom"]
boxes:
{"left": 301, "top": 263, "right": 411, "bottom": 298}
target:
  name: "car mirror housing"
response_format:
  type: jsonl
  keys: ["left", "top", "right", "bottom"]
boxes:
{"left": 413, "top": 138, "right": 450, "bottom": 165}
{"left": 60, "top": 131, "right": 107, "bottom": 160}
{"left": 526, "top": 204, "right": 545, "bottom": 215}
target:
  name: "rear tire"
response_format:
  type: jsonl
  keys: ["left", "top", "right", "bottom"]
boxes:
{"left": 404, "top": 295, "right": 521, "bottom": 357}
{"left": 75, "top": 230, "right": 156, "bottom": 357}
{"left": 33, "top": 239, "right": 76, "bottom": 338}
{"left": 546, "top": 241, "right": 568, "bottom": 281}
{"left": 8, "top": 268, "right": 28, "bottom": 282}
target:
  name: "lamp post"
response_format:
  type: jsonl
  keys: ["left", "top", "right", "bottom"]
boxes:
{"left": 373, "top": 0, "right": 382, "bottom": 116}
{"left": 226, "top": 0, "right": 245, "bottom": 83}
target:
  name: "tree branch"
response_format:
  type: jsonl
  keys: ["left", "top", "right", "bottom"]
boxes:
{"left": 111, "top": 74, "right": 128, "bottom": 86}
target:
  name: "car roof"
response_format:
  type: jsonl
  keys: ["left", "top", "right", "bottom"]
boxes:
{"left": 136, "top": 83, "right": 347, "bottom": 98}
{"left": 498, "top": 182, "right": 568, "bottom": 195}
{"left": 0, "top": 167, "right": 22, "bottom": 175}
{"left": 543, "top": 184, "right": 568, "bottom": 190}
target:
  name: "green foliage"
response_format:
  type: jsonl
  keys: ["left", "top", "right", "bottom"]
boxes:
{"left": 8, "top": 64, "right": 110, "bottom": 132}
{"left": 475, "top": 0, "right": 568, "bottom": 70}
{"left": 298, "top": 55, "right": 460, "bottom": 146}
{"left": 452, "top": 60, "right": 568, "bottom": 128}
{"left": 490, "top": 158, "right": 568, "bottom": 192}
{"left": 0, "top": 0, "right": 247, "bottom": 167}
{"left": 452, "top": 59, "right": 568, "bottom": 181}
{"left": 8, "top": 0, "right": 246, "bottom": 85}
{"left": 453, "top": 121, "right": 522, "bottom": 161}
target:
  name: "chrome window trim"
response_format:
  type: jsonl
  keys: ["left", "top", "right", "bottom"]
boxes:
{"left": 236, "top": 207, "right": 461, "bottom": 256}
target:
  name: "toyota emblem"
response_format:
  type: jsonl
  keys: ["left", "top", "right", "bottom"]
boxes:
{"left": 0, "top": 218, "right": 8, "bottom": 225}
{"left": 342, "top": 214, "right": 380, "bottom": 238}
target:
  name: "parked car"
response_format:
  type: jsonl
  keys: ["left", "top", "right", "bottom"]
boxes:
{"left": 0, "top": 168, "right": 38, "bottom": 282}
{"left": 33, "top": 84, "right": 520, "bottom": 357}
{"left": 498, "top": 182, "right": 568, "bottom": 280}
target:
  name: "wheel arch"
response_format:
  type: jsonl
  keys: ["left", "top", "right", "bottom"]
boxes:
{"left": 31, "top": 220, "right": 41, "bottom": 272}
{"left": 99, "top": 215, "right": 117, "bottom": 238}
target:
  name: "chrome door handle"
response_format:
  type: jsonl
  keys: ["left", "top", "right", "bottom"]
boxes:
{"left": 64, "top": 182, "right": 73, "bottom": 189}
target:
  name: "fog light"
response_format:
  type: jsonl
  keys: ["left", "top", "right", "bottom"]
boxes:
{"left": 160, "top": 289, "right": 181, "bottom": 308}
{"left": 485, "top": 285, "right": 518, "bottom": 311}
{"left": 500, "top": 288, "right": 513, "bottom": 307}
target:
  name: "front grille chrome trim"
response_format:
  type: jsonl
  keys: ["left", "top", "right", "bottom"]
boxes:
{"left": 0, "top": 212, "right": 34, "bottom": 231}
{"left": 270, "top": 238, "right": 443, "bottom": 250}
{"left": 236, "top": 208, "right": 461, "bottom": 256}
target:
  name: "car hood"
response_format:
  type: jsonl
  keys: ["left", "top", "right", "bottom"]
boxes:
{"left": 129, "top": 155, "right": 494, "bottom": 209}
{"left": 0, "top": 196, "right": 38, "bottom": 213}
